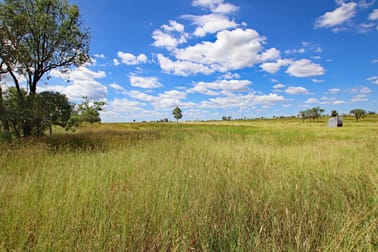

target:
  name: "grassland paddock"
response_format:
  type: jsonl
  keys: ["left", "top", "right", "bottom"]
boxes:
{"left": 0, "top": 117, "right": 377, "bottom": 251}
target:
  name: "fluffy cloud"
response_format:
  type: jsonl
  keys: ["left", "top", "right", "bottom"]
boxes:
{"left": 254, "top": 93, "right": 286, "bottom": 106}
{"left": 130, "top": 75, "right": 163, "bottom": 89}
{"left": 285, "top": 59, "right": 325, "bottom": 77}
{"left": 106, "top": 98, "right": 145, "bottom": 113}
{"left": 152, "top": 20, "right": 188, "bottom": 50}
{"left": 328, "top": 88, "right": 341, "bottom": 94}
{"left": 110, "top": 83, "right": 125, "bottom": 92}
{"left": 260, "top": 59, "right": 291, "bottom": 74}
{"left": 184, "top": 14, "right": 238, "bottom": 37}
{"left": 367, "top": 76, "right": 378, "bottom": 84}
{"left": 305, "top": 98, "right": 319, "bottom": 104}
{"left": 285, "top": 86, "right": 310, "bottom": 95}
{"left": 48, "top": 67, "right": 108, "bottom": 100}
{"left": 273, "top": 83, "right": 285, "bottom": 89}
{"left": 192, "top": 0, "right": 239, "bottom": 14}
{"left": 259, "top": 48, "right": 281, "bottom": 62}
{"left": 315, "top": 2, "right": 357, "bottom": 28}
{"left": 188, "top": 79, "right": 252, "bottom": 95}
{"left": 157, "top": 54, "right": 215, "bottom": 76}
{"left": 320, "top": 96, "right": 345, "bottom": 105}
{"left": 369, "top": 9, "right": 378, "bottom": 20}
{"left": 117, "top": 52, "right": 147, "bottom": 65}
{"left": 312, "top": 79, "right": 324, "bottom": 83}
{"left": 173, "top": 28, "right": 268, "bottom": 73}
{"left": 260, "top": 58, "right": 325, "bottom": 77}
{"left": 128, "top": 89, "right": 189, "bottom": 109}
{"left": 200, "top": 92, "right": 284, "bottom": 108}
{"left": 352, "top": 94, "right": 369, "bottom": 102}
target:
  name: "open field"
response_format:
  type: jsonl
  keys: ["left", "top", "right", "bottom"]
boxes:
{"left": 0, "top": 117, "right": 377, "bottom": 251}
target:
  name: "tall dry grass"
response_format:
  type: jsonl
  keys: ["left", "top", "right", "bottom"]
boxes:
{"left": 0, "top": 118, "right": 377, "bottom": 251}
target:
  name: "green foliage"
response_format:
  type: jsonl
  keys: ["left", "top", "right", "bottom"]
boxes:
{"left": 331, "top": 110, "right": 338, "bottom": 117}
{"left": 0, "top": 0, "right": 90, "bottom": 136}
{"left": 0, "top": 87, "right": 72, "bottom": 137}
{"left": 298, "top": 106, "right": 325, "bottom": 122}
{"left": 350, "top": 108, "right": 367, "bottom": 122}
{"left": 172, "top": 106, "right": 183, "bottom": 123}
{"left": 66, "top": 97, "right": 105, "bottom": 131}
{"left": 0, "top": 0, "right": 90, "bottom": 94}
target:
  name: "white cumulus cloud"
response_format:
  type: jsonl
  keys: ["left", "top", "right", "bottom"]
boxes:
{"left": 48, "top": 67, "right": 108, "bottom": 100}
{"left": 192, "top": 0, "right": 239, "bottom": 14}
{"left": 117, "top": 52, "right": 147, "bottom": 65}
{"left": 152, "top": 20, "right": 188, "bottom": 50}
{"left": 285, "top": 86, "right": 310, "bottom": 95}
{"left": 315, "top": 2, "right": 357, "bottom": 28}
{"left": 260, "top": 59, "right": 291, "bottom": 74}
{"left": 184, "top": 14, "right": 239, "bottom": 37}
{"left": 367, "top": 76, "right": 378, "bottom": 84}
{"left": 157, "top": 54, "right": 215, "bottom": 76}
{"left": 130, "top": 75, "right": 163, "bottom": 89}
{"left": 305, "top": 98, "right": 319, "bottom": 104}
{"left": 173, "top": 28, "right": 267, "bottom": 73}
{"left": 285, "top": 59, "right": 325, "bottom": 77}
{"left": 188, "top": 79, "right": 252, "bottom": 95}
{"left": 369, "top": 9, "right": 378, "bottom": 20}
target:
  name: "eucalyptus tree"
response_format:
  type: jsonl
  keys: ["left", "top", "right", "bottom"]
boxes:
{"left": 350, "top": 109, "right": 366, "bottom": 122}
{"left": 172, "top": 107, "right": 183, "bottom": 124}
{"left": 0, "top": 0, "right": 90, "bottom": 136}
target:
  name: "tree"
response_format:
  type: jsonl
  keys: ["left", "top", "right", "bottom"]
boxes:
{"left": 172, "top": 107, "right": 182, "bottom": 124}
{"left": 298, "top": 107, "right": 325, "bottom": 122}
{"left": 331, "top": 110, "right": 338, "bottom": 117}
{"left": 350, "top": 109, "right": 366, "bottom": 122}
{"left": 66, "top": 97, "right": 105, "bottom": 130}
{"left": 0, "top": 0, "right": 90, "bottom": 136}
{"left": 311, "top": 106, "right": 325, "bottom": 121}
{"left": 37, "top": 91, "right": 72, "bottom": 135}
{"left": 298, "top": 111, "right": 307, "bottom": 122}
{"left": 0, "top": 87, "right": 72, "bottom": 137}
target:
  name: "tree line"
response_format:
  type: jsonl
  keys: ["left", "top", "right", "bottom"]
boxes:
{"left": 0, "top": 86, "right": 104, "bottom": 138}
{"left": 298, "top": 107, "right": 371, "bottom": 122}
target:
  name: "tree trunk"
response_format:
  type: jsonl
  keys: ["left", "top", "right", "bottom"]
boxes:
{"left": 23, "top": 122, "right": 33, "bottom": 137}
{"left": 49, "top": 124, "right": 53, "bottom": 136}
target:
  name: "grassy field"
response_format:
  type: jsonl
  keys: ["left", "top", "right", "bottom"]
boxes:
{"left": 0, "top": 117, "right": 377, "bottom": 251}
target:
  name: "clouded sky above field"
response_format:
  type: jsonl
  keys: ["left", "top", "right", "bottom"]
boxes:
{"left": 24, "top": 0, "right": 378, "bottom": 121}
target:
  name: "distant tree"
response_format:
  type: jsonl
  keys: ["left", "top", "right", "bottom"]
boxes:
{"left": 298, "top": 107, "right": 325, "bottom": 122}
{"left": 298, "top": 111, "right": 307, "bottom": 122}
{"left": 331, "top": 110, "right": 338, "bottom": 117}
{"left": 367, "top": 111, "right": 376, "bottom": 115}
{"left": 172, "top": 107, "right": 183, "bottom": 124}
{"left": 0, "top": 0, "right": 90, "bottom": 136}
{"left": 311, "top": 106, "right": 325, "bottom": 121}
{"left": 350, "top": 109, "right": 366, "bottom": 122}
{"left": 66, "top": 97, "right": 105, "bottom": 130}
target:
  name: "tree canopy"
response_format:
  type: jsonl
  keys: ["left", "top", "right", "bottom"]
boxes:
{"left": 350, "top": 109, "right": 366, "bottom": 122}
{"left": 172, "top": 107, "right": 183, "bottom": 124}
{"left": 0, "top": 87, "right": 72, "bottom": 137}
{"left": 298, "top": 107, "right": 325, "bottom": 122}
{"left": 65, "top": 97, "right": 105, "bottom": 131}
{"left": 0, "top": 0, "right": 90, "bottom": 136}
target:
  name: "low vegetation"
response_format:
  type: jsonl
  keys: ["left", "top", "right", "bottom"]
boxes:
{"left": 0, "top": 117, "right": 377, "bottom": 251}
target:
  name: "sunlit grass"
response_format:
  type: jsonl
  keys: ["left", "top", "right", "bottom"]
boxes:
{"left": 0, "top": 117, "right": 377, "bottom": 250}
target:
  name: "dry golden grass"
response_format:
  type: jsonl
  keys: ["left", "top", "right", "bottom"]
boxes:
{"left": 0, "top": 116, "right": 377, "bottom": 251}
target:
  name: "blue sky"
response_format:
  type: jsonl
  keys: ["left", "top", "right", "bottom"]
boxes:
{"left": 28, "top": 0, "right": 378, "bottom": 121}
